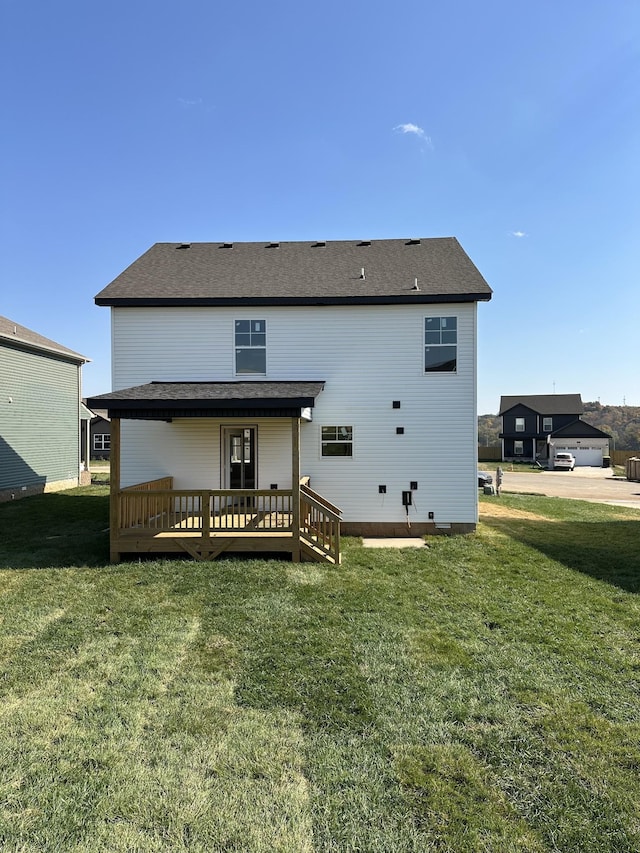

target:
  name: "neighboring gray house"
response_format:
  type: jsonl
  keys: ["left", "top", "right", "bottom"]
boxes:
{"left": 0, "top": 315, "right": 90, "bottom": 501}
{"left": 499, "top": 394, "right": 610, "bottom": 466}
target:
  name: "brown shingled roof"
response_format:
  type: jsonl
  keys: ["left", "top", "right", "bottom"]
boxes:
{"left": 86, "top": 381, "right": 325, "bottom": 419}
{"left": 89, "top": 380, "right": 324, "bottom": 405}
{"left": 0, "top": 315, "right": 88, "bottom": 363}
{"left": 95, "top": 238, "right": 493, "bottom": 306}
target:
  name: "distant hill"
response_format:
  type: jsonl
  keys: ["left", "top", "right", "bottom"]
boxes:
{"left": 479, "top": 403, "right": 640, "bottom": 450}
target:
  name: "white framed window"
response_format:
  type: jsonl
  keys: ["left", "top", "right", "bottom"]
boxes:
{"left": 321, "top": 426, "right": 353, "bottom": 457}
{"left": 424, "top": 317, "right": 457, "bottom": 372}
{"left": 515, "top": 417, "right": 525, "bottom": 432}
{"left": 514, "top": 440, "right": 524, "bottom": 455}
{"left": 235, "top": 319, "right": 266, "bottom": 374}
{"left": 93, "top": 434, "right": 110, "bottom": 451}
{"left": 543, "top": 417, "right": 553, "bottom": 432}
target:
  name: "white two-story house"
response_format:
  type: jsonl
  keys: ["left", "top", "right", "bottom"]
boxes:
{"left": 88, "top": 238, "right": 492, "bottom": 563}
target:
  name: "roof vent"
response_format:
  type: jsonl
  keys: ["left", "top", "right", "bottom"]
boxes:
{"left": 360, "top": 267, "right": 366, "bottom": 280}
{"left": 312, "top": 241, "right": 326, "bottom": 248}
{"left": 406, "top": 238, "right": 421, "bottom": 245}
{"left": 266, "top": 242, "right": 280, "bottom": 248}
{"left": 176, "top": 243, "right": 191, "bottom": 249}
{"left": 412, "top": 277, "right": 420, "bottom": 291}
{"left": 358, "top": 240, "right": 371, "bottom": 246}
{"left": 220, "top": 242, "right": 233, "bottom": 249}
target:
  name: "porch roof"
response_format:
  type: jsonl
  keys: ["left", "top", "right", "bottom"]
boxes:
{"left": 86, "top": 381, "right": 325, "bottom": 420}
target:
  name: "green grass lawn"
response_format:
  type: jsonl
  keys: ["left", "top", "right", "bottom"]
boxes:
{"left": 0, "top": 488, "right": 639, "bottom": 852}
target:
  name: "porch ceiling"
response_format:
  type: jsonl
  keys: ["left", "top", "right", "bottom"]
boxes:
{"left": 86, "top": 380, "right": 325, "bottom": 420}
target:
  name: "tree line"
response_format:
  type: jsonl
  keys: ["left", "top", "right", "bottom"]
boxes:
{"left": 478, "top": 402, "right": 640, "bottom": 450}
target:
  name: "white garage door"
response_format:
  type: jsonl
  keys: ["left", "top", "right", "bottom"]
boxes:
{"left": 556, "top": 446, "right": 603, "bottom": 467}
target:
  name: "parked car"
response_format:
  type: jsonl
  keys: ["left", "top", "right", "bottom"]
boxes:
{"left": 478, "top": 470, "right": 493, "bottom": 487}
{"left": 553, "top": 452, "right": 576, "bottom": 471}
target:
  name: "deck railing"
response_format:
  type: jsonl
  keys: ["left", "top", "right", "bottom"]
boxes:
{"left": 120, "top": 478, "right": 174, "bottom": 527}
{"left": 119, "top": 485, "right": 294, "bottom": 533}
{"left": 117, "top": 478, "right": 341, "bottom": 563}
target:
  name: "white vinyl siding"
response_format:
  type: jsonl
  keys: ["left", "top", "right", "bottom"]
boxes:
{"left": 120, "top": 419, "right": 294, "bottom": 491}
{"left": 112, "top": 303, "right": 479, "bottom": 524}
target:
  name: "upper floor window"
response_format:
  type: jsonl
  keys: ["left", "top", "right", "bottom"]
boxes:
{"left": 235, "top": 320, "right": 266, "bottom": 374}
{"left": 543, "top": 417, "right": 553, "bottom": 432}
{"left": 425, "top": 317, "right": 457, "bottom": 372}
{"left": 515, "top": 417, "right": 525, "bottom": 432}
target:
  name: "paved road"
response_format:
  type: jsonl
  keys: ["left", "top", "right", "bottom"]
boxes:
{"left": 498, "top": 466, "right": 640, "bottom": 508}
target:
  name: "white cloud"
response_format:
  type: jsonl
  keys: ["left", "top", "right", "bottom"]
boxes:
{"left": 511, "top": 230, "right": 526, "bottom": 238}
{"left": 394, "top": 123, "right": 433, "bottom": 148}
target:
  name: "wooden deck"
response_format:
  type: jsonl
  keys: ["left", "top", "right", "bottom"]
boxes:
{"left": 110, "top": 478, "right": 341, "bottom": 564}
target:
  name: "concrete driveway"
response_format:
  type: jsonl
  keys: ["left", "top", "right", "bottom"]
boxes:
{"left": 498, "top": 466, "right": 640, "bottom": 508}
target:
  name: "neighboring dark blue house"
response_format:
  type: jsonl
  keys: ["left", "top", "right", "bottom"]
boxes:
{"left": 499, "top": 394, "right": 610, "bottom": 467}
{"left": 81, "top": 407, "right": 111, "bottom": 461}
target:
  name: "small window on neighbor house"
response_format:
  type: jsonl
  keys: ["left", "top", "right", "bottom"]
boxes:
{"left": 515, "top": 417, "right": 525, "bottom": 432}
{"left": 543, "top": 417, "right": 553, "bottom": 432}
{"left": 93, "top": 434, "right": 110, "bottom": 451}
{"left": 424, "top": 317, "right": 457, "bottom": 372}
{"left": 235, "top": 319, "right": 266, "bottom": 374}
{"left": 514, "top": 440, "right": 524, "bottom": 455}
{"left": 321, "top": 426, "right": 353, "bottom": 457}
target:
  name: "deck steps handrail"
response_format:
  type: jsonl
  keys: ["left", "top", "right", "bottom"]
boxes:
{"left": 122, "top": 477, "right": 174, "bottom": 491}
{"left": 300, "top": 484, "right": 342, "bottom": 564}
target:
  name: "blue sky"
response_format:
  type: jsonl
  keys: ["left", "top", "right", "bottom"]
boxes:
{"left": 2, "top": 0, "right": 639, "bottom": 414}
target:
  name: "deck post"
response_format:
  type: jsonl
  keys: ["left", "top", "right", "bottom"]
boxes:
{"left": 291, "top": 417, "right": 301, "bottom": 562}
{"left": 202, "top": 490, "right": 211, "bottom": 544}
{"left": 109, "top": 418, "right": 121, "bottom": 562}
